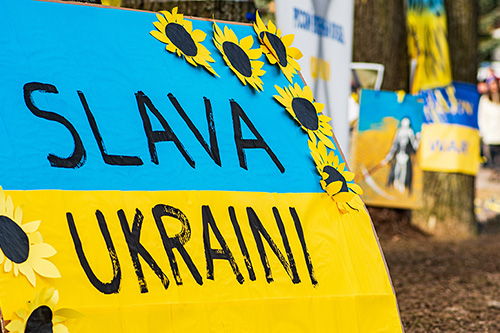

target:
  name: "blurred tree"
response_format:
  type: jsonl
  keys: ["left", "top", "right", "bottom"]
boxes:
{"left": 479, "top": 0, "right": 500, "bottom": 63}
{"left": 354, "top": 0, "right": 479, "bottom": 237}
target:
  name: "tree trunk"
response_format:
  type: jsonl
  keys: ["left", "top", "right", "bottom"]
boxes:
{"left": 354, "top": 0, "right": 478, "bottom": 238}
{"left": 121, "top": 0, "right": 255, "bottom": 23}
{"left": 413, "top": 0, "right": 478, "bottom": 238}
{"left": 353, "top": 0, "right": 409, "bottom": 91}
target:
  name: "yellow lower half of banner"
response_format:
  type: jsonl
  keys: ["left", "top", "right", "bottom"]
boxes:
{"left": 0, "top": 190, "right": 401, "bottom": 332}
{"left": 421, "top": 123, "right": 480, "bottom": 175}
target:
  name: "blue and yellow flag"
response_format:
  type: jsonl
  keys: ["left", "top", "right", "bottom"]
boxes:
{"left": 418, "top": 82, "right": 481, "bottom": 175}
{"left": 0, "top": 1, "right": 401, "bottom": 331}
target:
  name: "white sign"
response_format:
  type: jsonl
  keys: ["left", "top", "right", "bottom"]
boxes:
{"left": 275, "top": 0, "right": 354, "bottom": 156}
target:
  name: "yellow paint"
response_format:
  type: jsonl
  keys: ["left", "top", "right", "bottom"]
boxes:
{"left": 420, "top": 123, "right": 480, "bottom": 175}
{"left": 0, "top": 190, "right": 401, "bottom": 332}
{"left": 310, "top": 56, "right": 330, "bottom": 81}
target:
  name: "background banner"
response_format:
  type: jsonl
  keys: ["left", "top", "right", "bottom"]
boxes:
{"left": 275, "top": 0, "right": 354, "bottom": 155}
{"left": 0, "top": 1, "right": 401, "bottom": 332}
{"left": 418, "top": 82, "right": 481, "bottom": 175}
{"left": 407, "top": 0, "right": 452, "bottom": 93}
{"left": 353, "top": 90, "right": 424, "bottom": 209}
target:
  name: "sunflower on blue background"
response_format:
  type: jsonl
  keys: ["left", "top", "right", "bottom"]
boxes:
{"left": 151, "top": 7, "right": 218, "bottom": 76}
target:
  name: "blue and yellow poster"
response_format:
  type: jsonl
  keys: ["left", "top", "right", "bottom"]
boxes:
{"left": 0, "top": 1, "right": 401, "bottom": 331}
{"left": 418, "top": 82, "right": 481, "bottom": 175}
{"left": 353, "top": 90, "right": 424, "bottom": 209}
{"left": 407, "top": 0, "right": 452, "bottom": 94}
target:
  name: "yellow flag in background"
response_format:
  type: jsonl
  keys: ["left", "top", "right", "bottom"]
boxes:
{"left": 102, "top": 0, "right": 121, "bottom": 6}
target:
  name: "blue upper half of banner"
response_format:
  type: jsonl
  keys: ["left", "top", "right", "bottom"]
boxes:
{"left": 417, "top": 81, "right": 480, "bottom": 128}
{"left": 358, "top": 90, "right": 424, "bottom": 133}
{"left": 0, "top": 0, "right": 331, "bottom": 193}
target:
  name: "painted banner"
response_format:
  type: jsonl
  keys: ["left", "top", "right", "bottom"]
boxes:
{"left": 353, "top": 90, "right": 424, "bottom": 209}
{"left": 275, "top": 0, "right": 354, "bottom": 156}
{"left": 418, "top": 82, "right": 481, "bottom": 175}
{"left": 407, "top": 0, "right": 452, "bottom": 94}
{"left": 0, "top": 1, "right": 402, "bottom": 332}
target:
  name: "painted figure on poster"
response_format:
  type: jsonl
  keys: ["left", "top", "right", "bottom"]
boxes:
{"left": 382, "top": 117, "right": 420, "bottom": 193}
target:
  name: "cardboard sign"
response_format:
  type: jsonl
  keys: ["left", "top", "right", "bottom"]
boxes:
{"left": 353, "top": 90, "right": 424, "bottom": 209}
{"left": 0, "top": 1, "right": 401, "bottom": 331}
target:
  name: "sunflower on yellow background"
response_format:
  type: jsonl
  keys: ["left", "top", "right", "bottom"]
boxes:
{"left": 213, "top": 22, "right": 265, "bottom": 91}
{"left": 274, "top": 83, "right": 335, "bottom": 149}
{"left": 6, "top": 288, "right": 82, "bottom": 333}
{"left": 151, "top": 7, "right": 218, "bottom": 76}
{"left": 254, "top": 11, "right": 302, "bottom": 83}
{"left": 0, "top": 187, "right": 60, "bottom": 287}
{"left": 309, "top": 137, "right": 364, "bottom": 213}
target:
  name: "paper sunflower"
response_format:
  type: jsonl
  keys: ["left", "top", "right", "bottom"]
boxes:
{"left": 0, "top": 187, "right": 60, "bottom": 287}
{"left": 254, "top": 11, "right": 302, "bottom": 83}
{"left": 309, "top": 138, "right": 363, "bottom": 213}
{"left": 6, "top": 288, "right": 82, "bottom": 333}
{"left": 213, "top": 22, "right": 265, "bottom": 91}
{"left": 151, "top": 7, "right": 218, "bottom": 76}
{"left": 274, "top": 83, "right": 335, "bottom": 149}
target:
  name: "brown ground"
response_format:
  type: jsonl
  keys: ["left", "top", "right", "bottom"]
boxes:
{"left": 370, "top": 167, "right": 500, "bottom": 332}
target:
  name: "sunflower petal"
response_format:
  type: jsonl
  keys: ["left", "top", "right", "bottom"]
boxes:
{"left": 6, "top": 320, "right": 24, "bottom": 333}
{"left": 150, "top": 30, "right": 170, "bottom": 44}
{"left": 21, "top": 220, "right": 41, "bottom": 234}
{"left": 15, "top": 308, "right": 28, "bottom": 320}
{"left": 348, "top": 183, "right": 363, "bottom": 195}
{"left": 32, "top": 243, "right": 57, "bottom": 258}
{"left": 48, "top": 290, "right": 59, "bottom": 307}
{"left": 318, "top": 132, "right": 336, "bottom": 149}
{"left": 5, "top": 258, "right": 12, "bottom": 272}
{"left": 281, "top": 34, "right": 294, "bottom": 47}
{"left": 183, "top": 19, "right": 193, "bottom": 33}
{"left": 268, "top": 19, "right": 277, "bottom": 34}
{"left": 19, "top": 262, "right": 37, "bottom": 287}
{"left": 54, "top": 324, "right": 70, "bottom": 333}
{"left": 54, "top": 308, "right": 84, "bottom": 319}
{"left": 156, "top": 13, "right": 167, "bottom": 26}
{"left": 32, "top": 258, "right": 61, "bottom": 278}
{"left": 334, "top": 191, "right": 356, "bottom": 203}
{"left": 287, "top": 46, "right": 303, "bottom": 60}
{"left": 343, "top": 171, "right": 355, "bottom": 182}
{"left": 0, "top": 250, "right": 3, "bottom": 264}
{"left": 240, "top": 35, "right": 254, "bottom": 50}
{"left": 191, "top": 29, "right": 206, "bottom": 42}
{"left": 325, "top": 181, "right": 343, "bottom": 196}
{"left": 6, "top": 195, "right": 14, "bottom": 219}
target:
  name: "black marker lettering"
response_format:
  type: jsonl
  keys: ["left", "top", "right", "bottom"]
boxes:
{"left": 168, "top": 94, "right": 221, "bottom": 167}
{"left": 118, "top": 209, "right": 169, "bottom": 293}
{"left": 202, "top": 205, "right": 243, "bottom": 283}
{"left": 67, "top": 211, "right": 121, "bottom": 294}
{"left": 230, "top": 99, "right": 284, "bottom": 173}
{"left": 24, "top": 82, "right": 86, "bottom": 168}
{"left": 152, "top": 204, "right": 202, "bottom": 285}
{"left": 136, "top": 91, "right": 194, "bottom": 167}
{"left": 78, "top": 91, "right": 143, "bottom": 166}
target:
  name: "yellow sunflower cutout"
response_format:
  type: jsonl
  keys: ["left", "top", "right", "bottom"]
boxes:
{"left": 150, "top": 7, "right": 218, "bottom": 76}
{"left": 309, "top": 138, "right": 364, "bottom": 213}
{"left": 274, "top": 83, "right": 335, "bottom": 149}
{"left": 0, "top": 187, "right": 60, "bottom": 287}
{"left": 254, "top": 11, "right": 302, "bottom": 83}
{"left": 6, "top": 288, "right": 82, "bottom": 333}
{"left": 213, "top": 22, "right": 266, "bottom": 91}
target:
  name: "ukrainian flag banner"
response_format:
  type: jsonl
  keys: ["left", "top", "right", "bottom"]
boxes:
{"left": 0, "top": 1, "right": 402, "bottom": 332}
{"left": 418, "top": 82, "right": 481, "bottom": 175}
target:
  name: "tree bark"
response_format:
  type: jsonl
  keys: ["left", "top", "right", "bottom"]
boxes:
{"left": 121, "top": 0, "right": 255, "bottom": 23}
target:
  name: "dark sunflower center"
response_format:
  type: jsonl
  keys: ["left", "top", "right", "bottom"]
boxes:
{"left": 25, "top": 305, "right": 53, "bottom": 333}
{"left": 165, "top": 23, "right": 198, "bottom": 57}
{"left": 259, "top": 31, "right": 287, "bottom": 67}
{"left": 291, "top": 97, "right": 319, "bottom": 130}
{"left": 323, "top": 165, "right": 349, "bottom": 192}
{"left": 222, "top": 41, "right": 252, "bottom": 77}
{"left": 0, "top": 215, "right": 29, "bottom": 263}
